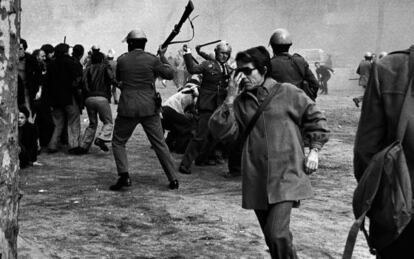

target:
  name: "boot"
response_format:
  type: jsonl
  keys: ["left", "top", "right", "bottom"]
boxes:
{"left": 109, "top": 173, "right": 131, "bottom": 191}
{"left": 94, "top": 138, "right": 109, "bottom": 152}
{"left": 169, "top": 180, "right": 179, "bottom": 190}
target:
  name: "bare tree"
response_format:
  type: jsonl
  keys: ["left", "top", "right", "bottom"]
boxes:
{"left": 0, "top": 0, "right": 21, "bottom": 258}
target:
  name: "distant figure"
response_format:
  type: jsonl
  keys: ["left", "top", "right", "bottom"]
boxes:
{"left": 268, "top": 28, "right": 319, "bottom": 101}
{"left": 315, "top": 62, "right": 334, "bottom": 95}
{"left": 353, "top": 52, "right": 373, "bottom": 107}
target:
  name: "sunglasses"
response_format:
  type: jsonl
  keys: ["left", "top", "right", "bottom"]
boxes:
{"left": 236, "top": 67, "right": 257, "bottom": 76}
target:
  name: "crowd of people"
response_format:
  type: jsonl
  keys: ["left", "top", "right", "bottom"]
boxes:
{"left": 16, "top": 26, "right": 414, "bottom": 258}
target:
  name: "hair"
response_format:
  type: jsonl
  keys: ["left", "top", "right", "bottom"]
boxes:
{"left": 314, "top": 62, "right": 320, "bottom": 66}
{"left": 91, "top": 51, "right": 104, "bottom": 64}
{"left": 19, "top": 105, "right": 30, "bottom": 119}
{"left": 235, "top": 46, "right": 272, "bottom": 77}
{"left": 72, "top": 44, "right": 85, "bottom": 59}
{"left": 41, "top": 44, "right": 54, "bottom": 55}
{"left": 54, "top": 43, "right": 69, "bottom": 57}
{"left": 19, "top": 38, "right": 28, "bottom": 50}
{"left": 32, "top": 49, "right": 41, "bottom": 58}
{"left": 127, "top": 39, "right": 147, "bottom": 51}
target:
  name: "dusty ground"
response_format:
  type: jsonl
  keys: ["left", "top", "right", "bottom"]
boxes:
{"left": 17, "top": 68, "right": 375, "bottom": 259}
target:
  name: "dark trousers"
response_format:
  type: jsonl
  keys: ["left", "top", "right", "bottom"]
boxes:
{"left": 254, "top": 202, "right": 298, "bottom": 259}
{"left": 319, "top": 78, "right": 329, "bottom": 94}
{"left": 378, "top": 220, "right": 414, "bottom": 259}
{"left": 162, "top": 106, "right": 195, "bottom": 153}
{"left": 112, "top": 114, "right": 177, "bottom": 182}
{"left": 226, "top": 138, "right": 242, "bottom": 175}
{"left": 181, "top": 112, "right": 214, "bottom": 168}
{"left": 34, "top": 101, "right": 54, "bottom": 148}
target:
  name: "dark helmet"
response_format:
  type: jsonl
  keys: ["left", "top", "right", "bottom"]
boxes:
{"left": 269, "top": 28, "right": 292, "bottom": 46}
{"left": 122, "top": 29, "right": 147, "bottom": 43}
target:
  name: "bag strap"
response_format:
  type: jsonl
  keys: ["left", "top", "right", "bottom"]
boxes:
{"left": 396, "top": 45, "right": 414, "bottom": 141}
{"left": 240, "top": 83, "right": 280, "bottom": 144}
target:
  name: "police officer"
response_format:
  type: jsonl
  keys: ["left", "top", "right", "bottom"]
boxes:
{"left": 269, "top": 28, "right": 319, "bottom": 101}
{"left": 109, "top": 29, "right": 179, "bottom": 191}
{"left": 178, "top": 41, "right": 232, "bottom": 174}
{"left": 353, "top": 52, "right": 373, "bottom": 107}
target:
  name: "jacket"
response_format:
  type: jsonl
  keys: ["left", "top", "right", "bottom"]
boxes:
{"left": 44, "top": 55, "right": 80, "bottom": 108}
{"left": 354, "top": 50, "right": 414, "bottom": 183}
{"left": 184, "top": 53, "right": 231, "bottom": 112}
{"left": 209, "top": 78, "right": 330, "bottom": 209}
{"left": 270, "top": 53, "right": 319, "bottom": 90}
{"left": 116, "top": 49, "right": 174, "bottom": 117}
{"left": 83, "top": 62, "right": 116, "bottom": 100}
{"left": 356, "top": 60, "right": 371, "bottom": 87}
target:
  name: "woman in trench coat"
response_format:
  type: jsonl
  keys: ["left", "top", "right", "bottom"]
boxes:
{"left": 209, "top": 46, "right": 329, "bottom": 258}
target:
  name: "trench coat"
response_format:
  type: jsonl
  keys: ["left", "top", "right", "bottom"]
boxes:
{"left": 209, "top": 78, "right": 330, "bottom": 209}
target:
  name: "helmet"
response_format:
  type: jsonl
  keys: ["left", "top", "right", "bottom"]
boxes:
{"left": 269, "top": 28, "right": 292, "bottom": 45}
{"left": 214, "top": 41, "right": 232, "bottom": 54}
{"left": 378, "top": 51, "right": 387, "bottom": 59}
{"left": 364, "top": 51, "right": 373, "bottom": 58}
{"left": 122, "top": 29, "right": 147, "bottom": 42}
{"left": 107, "top": 48, "right": 115, "bottom": 58}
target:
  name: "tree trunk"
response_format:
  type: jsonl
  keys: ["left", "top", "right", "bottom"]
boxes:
{"left": 0, "top": 0, "right": 21, "bottom": 258}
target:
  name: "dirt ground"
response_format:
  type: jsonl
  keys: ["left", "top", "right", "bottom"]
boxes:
{"left": 17, "top": 68, "right": 375, "bottom": 259}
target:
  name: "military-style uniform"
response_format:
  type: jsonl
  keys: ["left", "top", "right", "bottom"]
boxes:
{"left": 180, "top": 53, "right": 231, "bottom": 170}
{"left": 112, "top": 49, "right": 177, "bottom": 182}
{"left": 270, "top": 52, "right": 319, "bottom": 99}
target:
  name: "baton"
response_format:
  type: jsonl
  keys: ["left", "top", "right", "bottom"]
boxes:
{"left": 197, "top": 39, "right": 221, "bottom": 48}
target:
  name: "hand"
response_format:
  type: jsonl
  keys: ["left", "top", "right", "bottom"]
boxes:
{"left": 225, "top": 71, "right": 244, "bottom": 103}
{"left": 35, "top": 88, "right": 42, "bottom": 100}
{"left": 158, "top": 45, "right": 168, "bottom": 56}
{"left": 182, "top": 45, "right": 191, "bottom": 54}
{"left": 305, "top": 148, "right": 319, "bottom": 175}
{"left": 195, "top": 45, "right": 201, "bottom": 52}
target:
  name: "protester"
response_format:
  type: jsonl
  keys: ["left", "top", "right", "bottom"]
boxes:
{"left": 75, "top": 50, "right": 117, "bottom": 155}
{"left": 18, "top": 106, "right": 39, "bottom": 168}
{"left": 209, "top": 46, "right": 329, "bottom": 258}
{"left": 315, "top": 61, "right": 334, "bottom": 95}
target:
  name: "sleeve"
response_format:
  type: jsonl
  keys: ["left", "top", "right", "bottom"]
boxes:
{"left": 197, "top": 49, "right": 214, "bottom": 61}
{"left": 353, "top": 62, "right": 386, "bottom": 181}
{"left": 82, "top": 68, "right": 90, "bottom": 93}
{"left": 154, "top": 57, "right": 175, "bottom": 80}
{"left": 106, "top": 63, "right": 117, "bottom": 86}
{"left": 183, "top": 53, "right": 206, "bottom": 74}
{"left": 208, "top": 102, "right": 240, "bottom": 143}
{"left": 289, "top": 86, "right": 330, "bottom": 149}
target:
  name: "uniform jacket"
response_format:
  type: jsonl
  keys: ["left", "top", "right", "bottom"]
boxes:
{"left": 209, "top": 78, "right": 330, "bottom": 209}
{"left": 116, "top": 49, "right": 174, "bottom": 117}
{"left": 184, "top": 53, "right": 231, "bottom": 112}
{"left": 44, "top": 55, "right": 80, "bottom": 108}
{"left": 270, "top": 52, "right": 319, "bottom": 90}
{"left": 356, "top": 60, "right": 371, "bottom": 87}
{"left": 354, "top": 50, "right": 414, "bottom": 184}
{"left": 83, "top": 62, "right": 116, "bottom": 100}
{"left": 316, "top": 65, "right": 334, "bottom": 80}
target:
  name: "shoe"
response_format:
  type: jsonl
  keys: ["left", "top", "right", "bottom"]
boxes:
{"left": 223, "top": 171, "right": 241, "bottom": 178}
{"left": 109, "top": 174, "right": 131, "bottom": 191}
{"left": 169, "top": 180, "right": 179, "bottom": 190}
{"left": 352, "top": 98, "right": 360, "bottom": 108}
{"left": 94, "top": 138, "right": 109, "bottom": 152}
{"left": 47, "top": 148, "right": 58, "bottom": 154}
{"left": 74, "top": 147, "right": 88, "bottom": 155}
{"left": 178, "top": 164, "right": 191, "bottom": 175}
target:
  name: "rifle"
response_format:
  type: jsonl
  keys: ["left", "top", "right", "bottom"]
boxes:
{"left": 161, "top": 1, "right": 194, "bottom": 49}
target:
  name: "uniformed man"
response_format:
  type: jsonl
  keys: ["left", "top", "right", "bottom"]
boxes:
{"left": 269, "top": 28, "right": 319, "bottom": 101}
{"left": 315, "top": 61, "right": 334, "bottom": 95}
{"left": 109, "top": 29, "right": 179, "bottom": 191}
{"left": 178, "top": 41, "right": 232, "bottom": 174}
{"left": 353, "top": 52, "right": 373, "bottom": 107}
